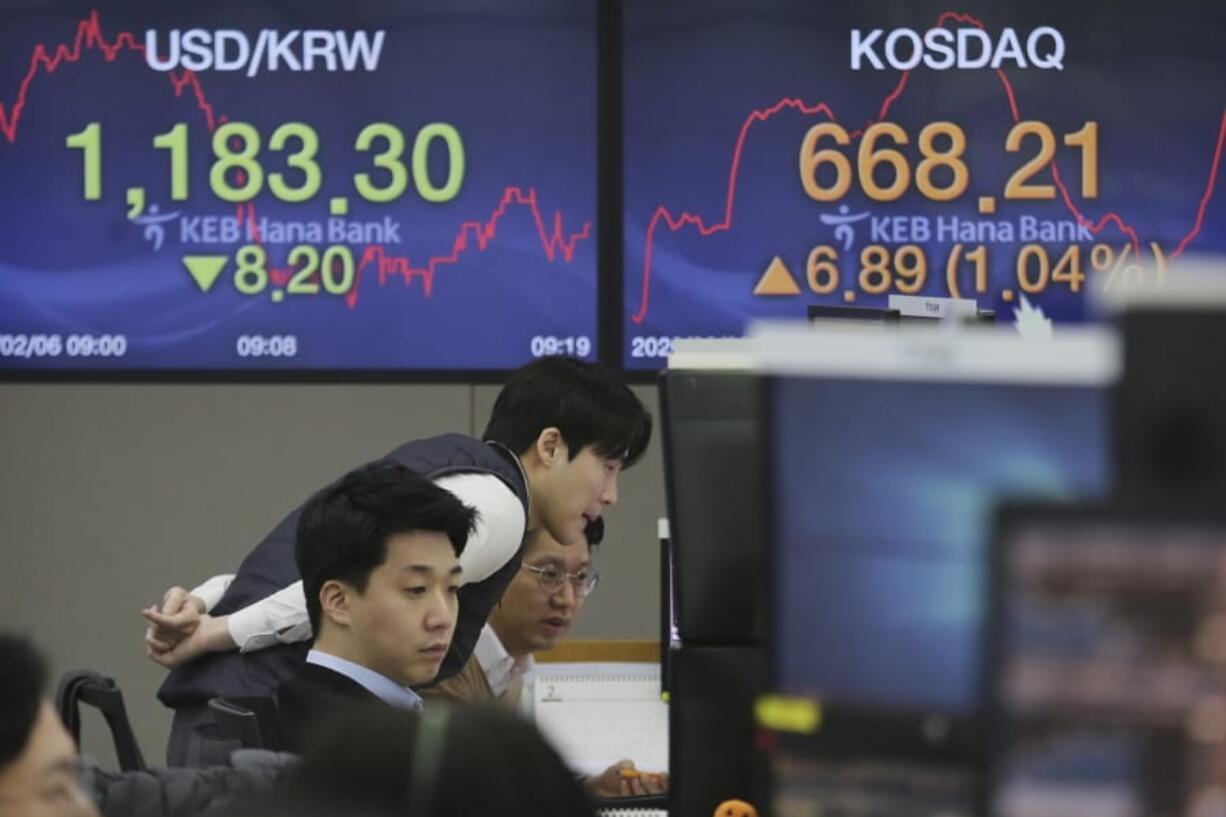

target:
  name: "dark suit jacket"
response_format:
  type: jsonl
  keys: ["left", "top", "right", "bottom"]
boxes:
{"left": 277, "top": 663, "right": 384, "bottom": 752}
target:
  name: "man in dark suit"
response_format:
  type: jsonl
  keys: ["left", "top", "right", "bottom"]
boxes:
{"left": 277, "top": 461, "right": 477, "bottom": 751}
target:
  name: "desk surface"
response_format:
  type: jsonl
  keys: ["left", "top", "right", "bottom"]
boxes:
{"left": 535, "top": 639, "right": 660, "bottom": 664}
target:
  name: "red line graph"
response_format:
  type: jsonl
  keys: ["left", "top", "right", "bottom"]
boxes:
{"left": 630, "top": 10, "right": 1226, "bottom": 324}
{"left": 241, "top": 187, "right": 590, "bottom": 308}
{"left": 0, "top": 11, "right": 218, "bottom": 140}
{"left": 1, "top": 10, "right": 591, "bottom": 308}
{"left": 350, "top": 188, "right": 591, "bottom": 307}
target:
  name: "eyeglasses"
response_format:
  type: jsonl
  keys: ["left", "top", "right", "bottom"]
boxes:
{"left": 521, "top": 563, "right": 600, "bottom": 597}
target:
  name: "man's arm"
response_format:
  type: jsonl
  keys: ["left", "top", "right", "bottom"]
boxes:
{"left": 431, "top": 472, "right": 527, "bottom": 682}
{"left": 585, "top": 760, "right": 669, "bottom": 798}
{"left": 142, "top": 575, "right": 234, "bottom": 663}
{"left": 433, "top": 472, "right": 525, "bottom": 584}
{"left": 143, "top": 577, "right": 311, "bottom": 668}
{"left": 142, "top": 471, "right": 523, "bottom": 669}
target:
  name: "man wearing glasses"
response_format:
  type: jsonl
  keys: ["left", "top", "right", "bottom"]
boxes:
{"left": 422, "top": 518, "right": 667, "bottom": 799}
{"left": 422, "top": 517, "right": 602, "bottom": 710}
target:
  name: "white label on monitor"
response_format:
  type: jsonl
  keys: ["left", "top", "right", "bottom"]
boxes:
{"left": 888, "top": 294, "right": 978, "bottom": 319}
{"left": 748, "top": 321, "right": 1119, "bottom": 385}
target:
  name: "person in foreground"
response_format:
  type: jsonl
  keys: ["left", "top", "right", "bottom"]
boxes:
{"left": 0, "top": 633, "right": 97, "bottom": 817}
{"left": 231, "top": 703, "right": 597, "bottom": 817}
{"left": 422, "top": 518, "right": 668, "bottom": 799}
{"left": 0, "top": 634, "right": 288, "bottom": 817}
{"left": 276, "top": 460, "right": 476, "bottom": 751}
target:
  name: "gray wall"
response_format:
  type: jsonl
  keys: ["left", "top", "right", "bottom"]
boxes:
{"left": 0, "top": 382, "right": 664, "bottom": 765}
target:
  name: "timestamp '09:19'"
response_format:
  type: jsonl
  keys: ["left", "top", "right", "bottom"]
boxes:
{"left": 530, "top": 336, "right": 592, "bottom": 358}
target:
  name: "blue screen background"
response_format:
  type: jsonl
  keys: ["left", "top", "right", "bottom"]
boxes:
{"left": 623, "top": 0, "right": 1226, "bottom": 368}
{"left": 772, "top": 377, "right": 1109, "bottom": 712}
{"left": 0, "top": 0, "right": 596, "bottom": 370}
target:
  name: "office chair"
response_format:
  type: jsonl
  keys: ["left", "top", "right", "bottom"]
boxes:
{"left": 207, "top": 695, "right": 279, "bottom": 750}
{"left": 54, "top": 670, "right": 146, "bottom": 771}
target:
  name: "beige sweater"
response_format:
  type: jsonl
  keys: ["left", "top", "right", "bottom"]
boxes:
{"left": 419, "top": 654, "right": 524, "bottom": 710}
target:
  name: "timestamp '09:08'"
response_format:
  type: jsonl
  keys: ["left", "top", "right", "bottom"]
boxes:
{"left": 236, "top": 335, "right": 298, "bottom": 358}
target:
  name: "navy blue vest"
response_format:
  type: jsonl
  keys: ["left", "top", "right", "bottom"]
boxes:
{"left": 157, "top": 434, "right": 529, "bottom": 708}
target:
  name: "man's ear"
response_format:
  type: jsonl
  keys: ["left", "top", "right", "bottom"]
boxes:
{"left": 533, "top": 426, "right": 565, "bottom": 466}
{"left": 319, "top": 579, "right": 354, "bottom": 628}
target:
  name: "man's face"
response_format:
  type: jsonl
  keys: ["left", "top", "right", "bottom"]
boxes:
{"left": 344, "top": 531, "right": 461, "bottom": 687}
{"left": 538, "top": 443, "right": 621, "bottom": 547}
{"left": 489, "top": 528, "right": 592, "bottom": 657}
{"left": 0, "top": 702, "right": 98, "bottom": 817}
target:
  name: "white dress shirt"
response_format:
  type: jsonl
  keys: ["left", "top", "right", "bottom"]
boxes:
{"left": 471, "top": 624, "right": 534, "bottom": 698}
{"left": 190, "top": 472, "right": 526, "bottom": 652}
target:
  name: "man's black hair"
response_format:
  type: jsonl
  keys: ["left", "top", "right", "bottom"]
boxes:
{"left": 583, "top": 515, "right": 604, "bottom": 547}
{"left": 296, "top": 461, "right": 478, "bottom": 634}
{"left": 482, "top": 357, "right": 652, "bottom": 468}
{"left": 0, "top": 634, "right": 47, "bottom": 770}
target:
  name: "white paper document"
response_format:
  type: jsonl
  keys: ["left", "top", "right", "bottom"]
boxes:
{"left": 529, "top": 663, "right": 668, "bottom": 777}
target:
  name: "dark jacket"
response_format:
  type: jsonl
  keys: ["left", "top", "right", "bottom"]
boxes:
{"left": 85, "top": 749, "right": 295, "bottom": 817}
{"left": 275, "top": 663, "right": 384, "bottom": 752}
{"left": 158, "top": 434, "right": 529, "bottom": 709}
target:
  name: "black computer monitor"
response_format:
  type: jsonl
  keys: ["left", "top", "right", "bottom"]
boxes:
{"left": 660, "top": 369, "right": 766, "bottom": 644}
{"left": 1116, "top": 307, "right": 1226, "bottom": 504}
{"left": 807, "top": 305, "right": 902, "bottom": 323}
{"left": 660, "top": 367, "right": 771, "bottom": 815}
{"left": 760, "top": 325, "right": 1115, "bottom": 761}
{"left": 986, "top": 503, "right": 1226, "bottom": 817}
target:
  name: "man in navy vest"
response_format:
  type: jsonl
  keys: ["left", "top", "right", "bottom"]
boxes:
{"left": 141, "top": 357, "right": 652, "bottom": 765}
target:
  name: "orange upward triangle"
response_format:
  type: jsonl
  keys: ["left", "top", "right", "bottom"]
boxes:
{"left": 753, "top": 255, "right": 801, "bottom": 296}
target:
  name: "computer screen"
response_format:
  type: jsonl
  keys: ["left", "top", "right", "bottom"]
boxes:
{"left": 988, "top": 506, "right": 1226, "bottom": 817}
{"left": 621, "top": 0, "right": 1226, "bottom": 370}
{"left": 661, "top": 369, "right": 765, "bottom": 643}
{"left": 1117, "top": 307, "right": 1226, "bottom": 504}
{"left": 771, "top": 377, "right": 1109, "bottom": 714}
{"left": 0, "top": 0, "right": 596, "bottom": 374}
{"left": 761, "top": 325, "right": 1115, "bottom": 737}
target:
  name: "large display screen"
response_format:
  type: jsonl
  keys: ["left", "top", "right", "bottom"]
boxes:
{"left": 771, "top": 376, "right": 1109, "bottom": 714}
{"left": 990, "top": 510, "right": 1226, "bottom": 817}
{"left": 623, "top": 0, "right": 1226, "bottom": 368}
{"left": 0, "top": 1, "right": 597, "bottom": 372}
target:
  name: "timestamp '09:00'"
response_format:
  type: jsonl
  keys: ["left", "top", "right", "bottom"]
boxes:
{"left": 0, "top": 334, "right": 128, "bottom": 359}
